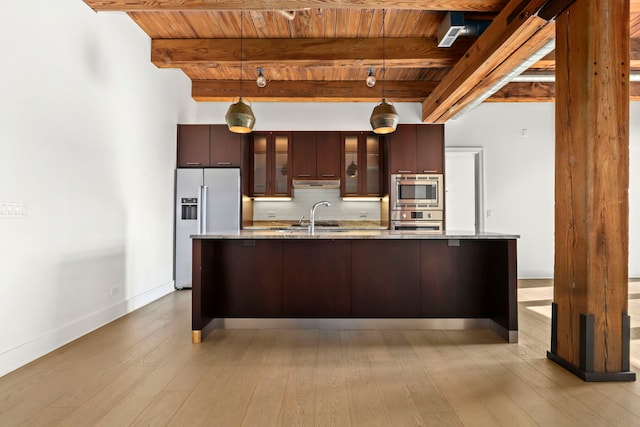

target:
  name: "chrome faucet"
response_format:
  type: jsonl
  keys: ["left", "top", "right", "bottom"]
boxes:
{"left": 309, "top": 201, "right": 330, "bottom": 234}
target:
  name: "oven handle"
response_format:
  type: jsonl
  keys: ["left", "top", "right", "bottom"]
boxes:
{"left": 391, "top": 221, "right": 443, "bottom": 231}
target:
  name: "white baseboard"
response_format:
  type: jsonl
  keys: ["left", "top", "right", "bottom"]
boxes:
{"left": 0, "top": 281, "right": 175, "bottom": 378}
{"left": 517, "top": 269, "right": 553, "bottom": 279}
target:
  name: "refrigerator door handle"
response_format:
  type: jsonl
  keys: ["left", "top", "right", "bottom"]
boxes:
{"left": 198, "top": 185, "right": 208, "bottom": 234}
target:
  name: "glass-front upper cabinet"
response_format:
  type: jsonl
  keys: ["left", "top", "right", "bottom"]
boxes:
{"left": 252, "top": 134, "right": 268, "bottom": 195}
{"left": 274, "top": 135, "right": 289, "bottom": 195}
{"left": 343, "top": 135, "right": 359, "bottom": 195}
{"left": 341, "top": 132, "right": 382, "bottom": 197}
{"left": 365, "top": 134, "right": 380, "bottom": 195}
{"left": 251, "top": 132, "right": 291, "bottom": 197}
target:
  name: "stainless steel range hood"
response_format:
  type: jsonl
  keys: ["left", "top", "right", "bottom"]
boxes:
{"left": 292, "top": 179, "right": 341, "bottom": 189}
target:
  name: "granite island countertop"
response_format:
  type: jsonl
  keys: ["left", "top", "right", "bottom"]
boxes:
{"left": 191, "top": 229, "right": 520, "bottom": 240}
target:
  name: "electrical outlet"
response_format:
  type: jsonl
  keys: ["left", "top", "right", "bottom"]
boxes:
{"left": 359, "top": 211, "right": 368, "bottom": 218}
{"left": 110, "top": 286, "right": 121, "bottom": 296}
{"left": 267, "top": 211, "right": 276, "bottom": 218}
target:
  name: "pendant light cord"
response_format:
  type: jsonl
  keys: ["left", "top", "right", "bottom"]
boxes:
{"left": 382, "top": 8, "right": 386, "bottom": 101}
{"left": 240, "top": 11, "right": 243, "bottom": 100}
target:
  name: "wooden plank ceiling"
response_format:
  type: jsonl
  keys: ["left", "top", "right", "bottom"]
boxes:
{"left": 84, "top": 0, "right": 640, "bottom": 123}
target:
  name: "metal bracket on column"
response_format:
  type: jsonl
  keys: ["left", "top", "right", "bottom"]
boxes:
{"left": 579, "top": 313, "right": 595, "bottom": 372}
{"left": 548, "top": 311, "right": 636, "bottom": 382}
{"left": 622, "top": 313, "right": 631, "bottom": 372}
{"left": 550, "top": 302, "right": 558, "bottom": 353}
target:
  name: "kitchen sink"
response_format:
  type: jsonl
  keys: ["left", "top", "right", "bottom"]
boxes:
{"left": 276, "top": 228, "right": 351, "bottom": 234}
{"left": 290, "top": 221, "right": 339, "bottom": 227}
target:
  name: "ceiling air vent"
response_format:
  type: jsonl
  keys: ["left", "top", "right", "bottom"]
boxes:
{"left": 437, "top": 12, "right": 491, "bottom": 48}
{"left": 437, "top": 12, "right": 466, "bottom": 48}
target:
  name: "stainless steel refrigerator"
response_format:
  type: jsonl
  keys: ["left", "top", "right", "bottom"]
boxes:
{"left": 174, "top": 168, "right": 241, "bottom": 289}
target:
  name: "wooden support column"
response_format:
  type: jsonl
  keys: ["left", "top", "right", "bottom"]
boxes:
{"left": 548, "top": 0, "right": 635, "bottom": 381}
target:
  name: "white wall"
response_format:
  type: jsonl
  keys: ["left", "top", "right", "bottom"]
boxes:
{"left": 0, "top": 1, "right": 194, "bottom": 377}
{"left": 445, "top": 102, "right": 640, "bottom": 278}
{"left": 445, "top": 103, "right": 555, "bottom": 277}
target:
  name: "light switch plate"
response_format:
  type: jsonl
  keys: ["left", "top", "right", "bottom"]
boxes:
{"left": 0, "top": 201, "right": 28, "bottom": 218}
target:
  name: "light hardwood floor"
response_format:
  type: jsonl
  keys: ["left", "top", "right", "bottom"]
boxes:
{"left": 1, "top": 279, "right": 639, "bottom": 426}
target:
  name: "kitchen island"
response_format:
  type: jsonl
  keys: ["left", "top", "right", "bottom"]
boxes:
{"left": 190, "top": 230, "right": 519, "bottom": 343}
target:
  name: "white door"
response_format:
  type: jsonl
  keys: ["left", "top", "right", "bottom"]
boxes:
{"left": 445, "top": 149, "right": 483, "bottom": 231}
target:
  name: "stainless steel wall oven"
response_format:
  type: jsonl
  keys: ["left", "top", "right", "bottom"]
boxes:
{"left": 390, "top": 174, "right": 444, "bottom": 233}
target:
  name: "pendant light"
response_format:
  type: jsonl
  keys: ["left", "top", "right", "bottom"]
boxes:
{"left": 366, "top": 68, "right": 376, "bottom": 87}
{"left": 370, "top": 9, "right": 399, "bottom": 134}
{"left": 256, "top": 68, "right": 267, "bottom": 87}
{"left": 225, "top": 11, "right": 256, "bottom": 134}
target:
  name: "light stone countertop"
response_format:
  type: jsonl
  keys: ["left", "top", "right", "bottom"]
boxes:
{"left": 191, "top": 229, "right": 520, "bottom": 240}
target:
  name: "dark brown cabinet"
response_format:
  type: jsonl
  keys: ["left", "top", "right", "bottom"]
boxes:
{"left": 210, "top": 240, "right": 283, "bottom": 317}
{"left": 351, "top": 240, "right": 420, "bottom": 317}
{"left": 316, "top": 132, "right": 341, "bottom": 178}
{"left": 283, "top": 240, "right": 351, "bottom": 317}
{"left": 291, "top": 131, "right": 341, "bottom": 179}
{"left": 341, "top": 131, "right": 383, "bottom": 197}
{"left": 387, "top": 124, "right": 444, "bottom": 174}
{"left": 210, "top": 125, "right": 242, "bottom": 167}
{"left": 177, "top": 124, "right": 243, "bottom": 168}
{"left": 251, "top": 132, "right": 291, "bottom": 197}
{"left": 416, "top": 125, "right": 444, "bottom": 174}
{"left": 177, "top": 125, "right": 210, "bottom": 167}
{"left": 420, "top": 240, "right": 490, "bottom": 317}
{"left": 291, "top": 132, "right": 316, "bottom": 178}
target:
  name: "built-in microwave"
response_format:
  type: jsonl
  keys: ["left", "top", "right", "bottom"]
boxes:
{"left": 390, "top": 173, "right": 443, "bottom": 210}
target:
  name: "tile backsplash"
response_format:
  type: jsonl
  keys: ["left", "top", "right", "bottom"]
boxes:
{"left": 252, "top": 188, "right": 381, "bottom": 221}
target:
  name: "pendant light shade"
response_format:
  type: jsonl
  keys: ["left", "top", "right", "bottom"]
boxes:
{"left": 370, "top": 99, "right": 399, "bottom": 135}
{"left": 226, "top": 11, "right": 255, "bottom": 134}
{"left": 370, "top": 9, "right": 398, "bottom": 134}
{"left": 225, "top": 97, "right": 256, "bottom": 134}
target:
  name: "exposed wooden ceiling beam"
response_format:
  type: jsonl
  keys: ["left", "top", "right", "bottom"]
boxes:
{"left": 487, "top": 81, "right": 555, "bottom": 101}
{"left": 193, "top": 79, "right": 640, "bottom": 102}
{"left": 443, "top": 22, "right": 556, "bottom": 118}
{"left": 530, "top": 38, "right": 640, "bottom": 71}
{"left": 488, "top": 81, "right": 640, "bottom": 101}
{"left": 421, "top": 0, "right": 553, "bottom": 123}
{"left": 83, "top": 0, "right": 508, "bottom": 13}
{"left": 192, "top": 80, "right": 438, "bottom": 102}
{"left": 152, "top": 38, "right": 472, "bottom": 69}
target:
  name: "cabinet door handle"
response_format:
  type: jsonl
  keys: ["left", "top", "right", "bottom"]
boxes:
{"left": 397, "top": 170, "right": 413, "bottom": 173}
{"left": 298, "top": 174, "right": 311, "bottom": 177}
{"left": 217, "top": 162, "right": 232, "bottom": 165}
{"left": 321, "top": 174, "right": 335, "bottom": 177}
{"left": 423, "top": 170, "right": 438, "bottom": 173}
{"left": 186, "top": 162, "right": 202, "bottom": 165}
